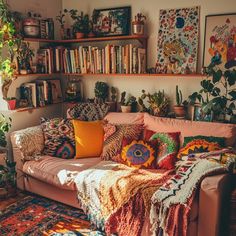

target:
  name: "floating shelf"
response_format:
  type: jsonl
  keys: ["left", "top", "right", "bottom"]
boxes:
{"left": 23, "top": 35, "right": 148, "bottom": 44}
{"left": 13, "top": 101, "right": 63, "bottom": 112}
{"left": 16, "top": 73, "right": 61, "bottom": 77}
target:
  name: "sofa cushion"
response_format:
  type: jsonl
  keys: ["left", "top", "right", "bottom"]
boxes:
{"left": 41, "top": 118, "right": 75, "bottom": 159}
{"left": 72, "top": 120, "right": 104, "bottom": 158}
{"left": 144, "top": 113, "right": 236, "bottom": 146}
{"left": 104, "top": 112, "right": 144, "bottom": 124}
{"left": 22, "top": 156, "right": 101, "bottom": 190}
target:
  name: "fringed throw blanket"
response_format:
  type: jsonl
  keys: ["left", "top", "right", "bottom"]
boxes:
{"left": 150, "top": 148, "right": 236, "bottom": 236}
{"left": 74, "top": 161, "right": 172, "bottom": 236}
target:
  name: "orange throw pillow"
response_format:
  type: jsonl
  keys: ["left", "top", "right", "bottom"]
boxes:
{"left": 72, "top": 120, "right": 104, "bottom": 158}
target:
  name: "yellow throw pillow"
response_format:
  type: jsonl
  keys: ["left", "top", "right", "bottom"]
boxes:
{"left": 72, "top": 120, "right": 104, "bottom": 158}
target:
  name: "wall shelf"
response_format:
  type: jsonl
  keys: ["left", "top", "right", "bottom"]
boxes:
{"left": 13, "top": 101, "right": 63, "bottom": 113}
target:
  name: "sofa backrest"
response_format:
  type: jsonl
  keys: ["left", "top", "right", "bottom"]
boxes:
{"left": 104, "top": 112, "right": 144, "bottom": 124}
{"left": 144, "top": 113, "right": 236, "bottom": 147}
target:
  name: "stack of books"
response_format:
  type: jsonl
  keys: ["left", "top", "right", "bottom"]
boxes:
{"left": 20, "top": 79, "right": 62, "bottom": 108}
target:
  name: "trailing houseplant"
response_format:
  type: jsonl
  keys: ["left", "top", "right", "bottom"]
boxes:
{"left": 138, "top": 90, "right": 169, "bottom": 116}
{"left": 94, "top": 81, "right": 109, "bottom": 103}
{"left": 189, "top": 64, "right": 236, "bottom": 122}
{"left": 0, "top": 0, "right": 22, "bottom": 99}
{"left": 67, "top": 9, "right": 89, "bottom": 38}
{"left": 173, "top": 85, "right": 187, "bottom": 118}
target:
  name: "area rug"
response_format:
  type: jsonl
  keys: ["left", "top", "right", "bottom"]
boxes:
{"left": 0, "top": 194, "right": 105, "bottom": 236}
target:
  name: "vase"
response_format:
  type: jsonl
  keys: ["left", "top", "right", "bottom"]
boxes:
{"left": 7, "top": 99, "right": 16, "bottom": 110}
{"left": 75, "top": 32, "right": 85, "bottom": 39}
{"left": 132, "top": 21, "right": 144, "bottom": 35}
{"left": 121, "top": 105, "right": 131, "bottom": 113}
{"left": 23, "top": 17, "right": 40, "bottom": 38}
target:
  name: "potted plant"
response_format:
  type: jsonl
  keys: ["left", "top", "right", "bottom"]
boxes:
{"left": 56, "top": 9, "right": 67, "bottom": 39}
{"left": 68, "top": 9, "right": 89, "bottom": 39}
{"left": 138, "top": 90, "right": 169, "bottom": 116}
{"left": 120, "top": 91, "right": 132, "bottom": 113}
{"left": 94, "top": 81, "right": 109, "bottom": 103}
{"left": 132, "top": 13, "right": 146, "bottom": 35}
{"left": 0, "top": 114, "right": 11, "bottom": 148}
{"left": 106, "top": 86, "right": 117, "bottom": 112}
{"left": 189, "top": 64, "right": 236, "bottom": 122}
{"left": 173, "top": 85, "right": 187, "bottom": 118}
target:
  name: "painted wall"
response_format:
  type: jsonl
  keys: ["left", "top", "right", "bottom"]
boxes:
{"left": 62, "top": 0, "right": 236, "bottom": 105}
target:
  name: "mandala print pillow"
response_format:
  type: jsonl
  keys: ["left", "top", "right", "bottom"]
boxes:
{"left": 101, "top": 124, "right": 143, "bottom": 161}
{"left": 41, "top": 118, "right": 75, "bottom": 159}
{"left": 120, "top": 138, "right": 158, "bottom": 169}
{"left": 144, "top": 129, "right": 180, "bottom": 170}
{"left": 177, "top": 136, "right": 225, "bottom": 159}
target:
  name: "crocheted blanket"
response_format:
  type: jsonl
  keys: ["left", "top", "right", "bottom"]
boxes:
{"left": 74, "top": 161, "right": 171, "bottom": 236}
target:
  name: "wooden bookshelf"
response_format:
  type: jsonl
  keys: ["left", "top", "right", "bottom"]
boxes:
{"left": 16, "top": 73, "right": 61, "bottom": 77}
{"left": 14, "top": 101, "right": 64, "bottom": 113}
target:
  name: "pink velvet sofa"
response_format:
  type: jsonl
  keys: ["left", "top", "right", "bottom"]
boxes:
{"left": 11, "top": 112, "right": 236, "bottom": 236}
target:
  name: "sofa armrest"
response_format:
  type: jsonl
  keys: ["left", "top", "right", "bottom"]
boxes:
{"left": 10, "top": 125, "right": 44, "bottom": 190}
{"left": 198, "top": 173, "right": 232, "bottom": 236}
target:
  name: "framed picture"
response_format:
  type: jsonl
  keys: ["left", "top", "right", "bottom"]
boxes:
{"left": 203, "top": 13, "right": 236, "bottom": 70}
{"left": 156, "top": 6, "right": 200, "bottom": 74}
{"left": 193, "top": 104, "right": 213, "bottom": 122}
{"left": 92, "top": 6, "right": 131, "bottom": 37}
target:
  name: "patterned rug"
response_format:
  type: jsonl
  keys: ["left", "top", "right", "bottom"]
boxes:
{"left": 0, "top": 194, "right": 104, "bottom": 236}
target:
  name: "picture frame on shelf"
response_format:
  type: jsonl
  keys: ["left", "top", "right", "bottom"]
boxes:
{"left": 92, "top": 6, "right": 131, "bottom": 37}
{"left": 203, "top": 13, "right": 236, "bottom": 70}
{"left": 193, "top": 104, "right": 213, "bottom": 122}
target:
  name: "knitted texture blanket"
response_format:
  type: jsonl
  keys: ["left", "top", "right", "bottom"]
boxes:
{"left": 74, "top": 161, "right": 171, "bottom": 236}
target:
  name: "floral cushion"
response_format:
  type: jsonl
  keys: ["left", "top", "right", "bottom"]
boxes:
{"left": 101, "top": 124, "right": 143, "bottom": 161}
{"left": 120, "top": 138, "right": 158, "bottom": 169}
{"left": 177, "top": 136, "right": 224, "bottom": 159}
{"left": 41, "top": 118, "right": 75, "bottom": 159}
{"left": 144, "top": 129, "right": 180, "bottom": 170}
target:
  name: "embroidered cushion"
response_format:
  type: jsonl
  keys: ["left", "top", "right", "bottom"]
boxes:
{"left": 101, "top": 124, "right": 143, "bottom": 161}
{"left": 177, "top": 136, "right": 225, "bottom": 159}
{"left": 67, "top": 102, "right": 109, "bottom": 121}
{"left": 41, "top": 118, "right": 75, "bottom": 159}
{"left": 73, "top": 120, "right": 104, "bottom": 158}
{"left": 120, "top": 138, "right": 158, "bottom": 169}
{"left": 144, "top": 129, "right": 180, "bottom": 170}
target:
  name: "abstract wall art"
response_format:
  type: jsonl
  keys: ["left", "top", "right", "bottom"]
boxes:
{"left": 157, "top": 6, "right": 200, "bottom": 74}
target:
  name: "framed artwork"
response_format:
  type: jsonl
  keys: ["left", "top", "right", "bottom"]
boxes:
{"left": 157, "top": 6, "right": 200, "bottom": 74}
{"left": 92, "top": 6, "right": 131, "bottom": 37}
{"left": 203, "top": 13, "right": 236, "bottom": 70}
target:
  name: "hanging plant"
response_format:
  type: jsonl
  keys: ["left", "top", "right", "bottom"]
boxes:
{"left": 0, "top": 0, "right": 22, "bottom": 99}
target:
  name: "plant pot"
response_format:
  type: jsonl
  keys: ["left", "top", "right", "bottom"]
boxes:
{"left": 121, "top": 105, "right": 131, "bottom": 113}
{"left": 106, "top": 102, "right": 116, "bottom": 112}
{"left": 87, "top": 32, "right": 95, "bottom": 38}
{"left": 7, "top": 99, "right": 16, "bottom": 110}
{"left": 173, "top": 105, "right": 186, "bottom": 119}
{"left": 75, "top": 32, "right": 85, "bottom": 39}
{"left": 23, "top": 17, "right": 40, "bottom": 38}
{"left": 132, "top": 21, "right": 144, "bottom": 35}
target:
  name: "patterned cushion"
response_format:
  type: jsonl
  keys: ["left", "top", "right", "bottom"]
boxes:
{"left": 12, "top": 126, "right": 44, "bottom": 161}
{"left": 120, "top": 138, "right": 158, "bottom": 169}
{"left": 67, "top": 103, "right": 109, "bottom": 121}
{"left": 177, "top": 136, "right": 224, "bottom": 159}
{"left": 41, "top": 118, "right": 75, "bottom": 159}
{"left": 144, "top": 129, "right": 180, "bottom": 170}
{"left": 101, "top": 124, "right": 143, "bottom": 161}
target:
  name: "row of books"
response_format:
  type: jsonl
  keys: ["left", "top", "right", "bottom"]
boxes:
{"left": 36, "top": 44, "right": 146, "bottom": 74}
{"left": 20, "top": 79, "right": 62, "bottom": 108}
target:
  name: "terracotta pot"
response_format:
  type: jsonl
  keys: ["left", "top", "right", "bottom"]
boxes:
{"left": 87, "top": 32, "right": 95, "bottom": 38}
{"left": 75, "top": 32, "right": 85, "bottom": 39}
{"left": 173, "top": 105, "right": 186, "bottom": 118}
{"left": 121, "top": 105, "right": 131, "bottom": 113}
{"left": 7, "top": 99, "right": 16, "bottom": 110}
{"left": 132, "top": 21, "right": 144, "bottom": 35}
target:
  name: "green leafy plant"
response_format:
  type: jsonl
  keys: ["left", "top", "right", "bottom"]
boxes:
{"left": 176, "top": 85, "right": 183, "bottom": 106}
{"left": 94, "top": 81, "right": 109, "bottom": 102}
{"left": 0, "top": 0, "right": 22, "bottom": 99}
{"left": 56, "top": 9, "right": 67, "bottom": 28}
{"left": 67, "top": 9, "right": 89, "bottom": 35}
{"left": 189, "top": 64, "right": 236, "bottom": 120}
{"left": 134, "top": 13, "right": 146, "bottom": 23}
{"left": 17, "top": 41, "right": 34, "bottom": 71}
{"left": 0, "top": 114, "right": 11, "bottom": 147}
{"left": 138, "top": 90, "right": 169, "bottom": 116}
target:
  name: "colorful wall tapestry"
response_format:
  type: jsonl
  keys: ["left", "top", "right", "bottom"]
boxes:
{"left": 157, "top": 6, "right": 200, "bottom": 74}
{"left": 203, "top": 13, "right": 236, "bottom": 70}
